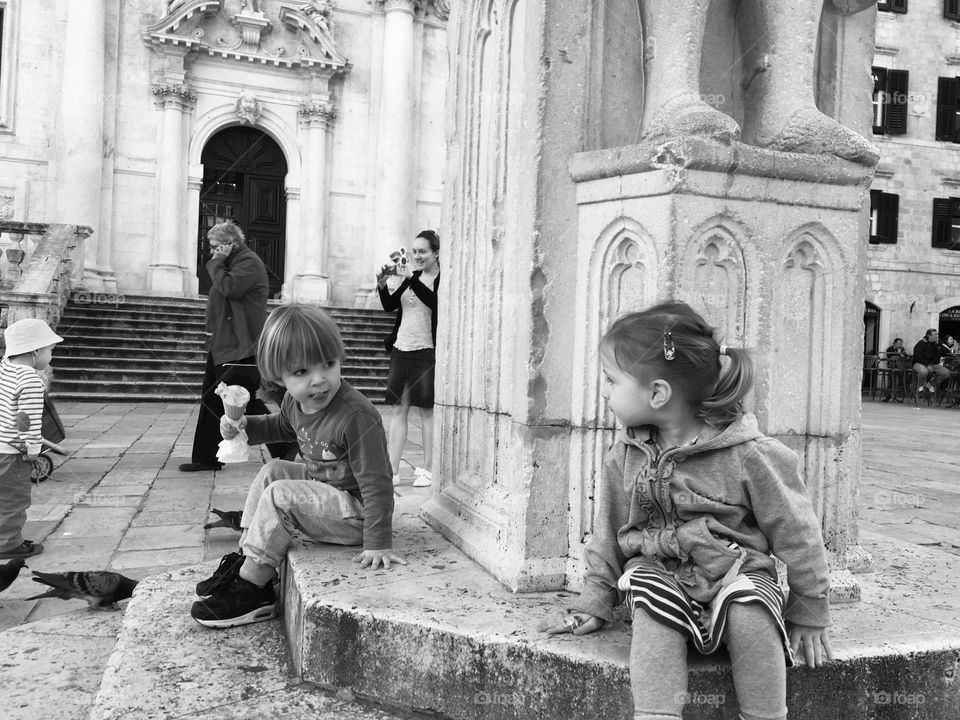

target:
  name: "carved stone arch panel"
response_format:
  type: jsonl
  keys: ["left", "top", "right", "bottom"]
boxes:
{"left": 189, "top": 105, "right": 302, "bottom": 180}
{"left": 767, "top": 223, "right": 846, "bottom": 439}
{"left": 568, "top": 217, "right": 658, "bottom": 572}
{"left": 676, "top": 217, "right": 755, "bottom": 347}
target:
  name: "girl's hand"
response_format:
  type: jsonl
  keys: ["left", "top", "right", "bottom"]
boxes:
{"left": 375, "top": 264, "right": 390, "bottom": 287}
{"left": 220, "top": 415, "right": 246, "bottom": 440}
{"left": 789, "top": 624, "right": 834, "bottom": 668}
{"left": 537, "top": 611, "right": 603, "bottom": 636}
{"left": 397, "top": 258, "right": 413, "bottom": 280}
{"left": 354, "top": 549, "right": 408, "bottom": 570}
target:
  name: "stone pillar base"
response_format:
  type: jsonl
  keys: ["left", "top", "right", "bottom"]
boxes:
{"left": 285, "top": 274, "right": 330, "bottom": 305}
{"left": 146, "top": 264, "right": 188, "bottom": 295}
{"left": 81, "top": 265, "right": 118, "bottom": 294}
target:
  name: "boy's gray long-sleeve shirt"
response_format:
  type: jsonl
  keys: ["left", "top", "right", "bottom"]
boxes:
{"left": 244, "top": 381, "right": 395, "bottom": 551}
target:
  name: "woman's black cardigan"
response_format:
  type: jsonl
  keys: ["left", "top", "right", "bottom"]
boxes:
{"left": 378, "top": 269, "right": 440, "bottom": 352}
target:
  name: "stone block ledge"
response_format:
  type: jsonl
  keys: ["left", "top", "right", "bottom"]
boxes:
{"left": 284, "top": 496, "right": 960, "bottom": 720}
{"left": 568, "top": 137, "right": 875, "bottom": 188}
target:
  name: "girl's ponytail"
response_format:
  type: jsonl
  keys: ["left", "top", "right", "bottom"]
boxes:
{"left": 697, "top": 346, "right": 754, "bottom": 427}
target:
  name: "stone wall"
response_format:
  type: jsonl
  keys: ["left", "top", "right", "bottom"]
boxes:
{"left": 871, "top": 7, "right": 960, "bottom": 345}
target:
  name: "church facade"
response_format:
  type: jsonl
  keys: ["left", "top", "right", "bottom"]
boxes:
{"left": 0, "top": 0, "right": 448, "bottom": 305}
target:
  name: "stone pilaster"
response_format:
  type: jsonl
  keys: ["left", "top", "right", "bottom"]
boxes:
{"left": 55, "top": 0, "right": 114, "bottom": 291}
{"left": 147, "top": 82, "right": 196, "bottom": 295}
{"left": 288, "top": 99, "right": 336, "bottom": 303}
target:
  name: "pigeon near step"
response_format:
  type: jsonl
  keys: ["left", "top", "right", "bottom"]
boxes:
{"left": 0, "top": 558, "right": 27, "bottom": 593}
{"left": 204, "top": 508, "right": 243, "bottom": 531}
{"left": 26, "top": 571, "right": 138, "bottom": 609}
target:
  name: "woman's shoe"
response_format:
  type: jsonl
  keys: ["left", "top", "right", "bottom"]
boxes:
{"left": 412, "top": 468, "right": 433, "bottom": 487}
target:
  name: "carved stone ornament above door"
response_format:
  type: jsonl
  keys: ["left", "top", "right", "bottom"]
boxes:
{"left": 144, "top": 0, "right": 349, "bottom": 75}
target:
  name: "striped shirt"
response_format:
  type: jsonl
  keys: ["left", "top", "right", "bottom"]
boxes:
{"left": 0, "top": 359, "right": 45, "bottom": 453}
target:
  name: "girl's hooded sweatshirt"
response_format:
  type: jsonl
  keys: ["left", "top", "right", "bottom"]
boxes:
{"left": 572, "top": 413, "right": 831, "bottom": 629}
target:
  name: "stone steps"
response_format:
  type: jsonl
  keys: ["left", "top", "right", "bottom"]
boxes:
{"left": 51, "top": 295, "right": 395, "bottom": 403}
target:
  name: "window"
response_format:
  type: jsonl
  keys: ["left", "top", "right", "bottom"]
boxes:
{"left": 870, "top": 190, "right": 899, "bottom": 244}
{"left": 947, "top": 0, "right": 960, "bottom": 20}
{"left": 932, "top": 198, "right": 960, "bottom": 250}
{"left": 878, "top": 0, "right": 907, "bottom": 13}
{"left": 936, "top": 77, "right": 960, "bottom": 141}
{"left": 872, "top": 68, "right": 908, "bottom": 135}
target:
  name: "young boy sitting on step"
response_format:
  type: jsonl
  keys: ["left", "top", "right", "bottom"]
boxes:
{"left": 191, "top": 304, "right": 405, "bottom": 628}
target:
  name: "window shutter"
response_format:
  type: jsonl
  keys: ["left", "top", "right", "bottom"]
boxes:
{"left": 947, "top": 0, "right": 960, "bottom": 21}
{"left": 892, "top": 0, "right": 907, "bottom": 12}
{"left": 870, "top": 190, "right": 880, "bottom": 244}
{"left": 873, "top": 67, "right": 888, "bottom": 135}
{"left": 879, "top": 193, "right": 899, "bottom": 244}
{"left": 885, "top": 70, "right": 908, "bottom": 135}
{"left": 937, "top": 77, "right": 959, "bottom": 140}
{"left": 932, "top": 198, "right": 952, "bottom": 248}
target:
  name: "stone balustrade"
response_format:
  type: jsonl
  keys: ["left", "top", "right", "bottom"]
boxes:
{"left": 0, "top": 222, "right": 91, "bottom": 334}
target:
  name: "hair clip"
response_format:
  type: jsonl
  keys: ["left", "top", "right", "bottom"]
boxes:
{"left": 719, "top": 344, "right": 729, "bottom": 357}
{"left": 663, "top": 325, "right": 676, "bottom": 361}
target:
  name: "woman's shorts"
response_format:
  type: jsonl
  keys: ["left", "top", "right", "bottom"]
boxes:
{"left": 385, "top": 348, "right": 435, "bottom": 408}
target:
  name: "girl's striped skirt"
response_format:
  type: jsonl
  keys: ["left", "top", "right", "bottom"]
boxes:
{"left": 617, "top": 566, "right": 795, "bottom": 666}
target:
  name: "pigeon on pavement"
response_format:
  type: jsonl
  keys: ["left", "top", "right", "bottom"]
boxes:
{"left": 25, "top": 571, "right": 138, "bottom": 609}
{"left": 0, "top": 559, "right": 27, "bottom": 593}
{"left": 204, "top": 508, "right": 243, "bottom": 531}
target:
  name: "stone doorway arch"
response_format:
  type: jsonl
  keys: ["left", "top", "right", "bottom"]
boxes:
{"left": 198, "top": 126, "right": 288, "bottom": 298}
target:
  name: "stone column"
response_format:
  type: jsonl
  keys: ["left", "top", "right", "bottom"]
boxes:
{"left": 147, "top": 82, "right": 195, "bottom": 295}
{"left": 289, "top": 100, "right": 335, "bottom": 303}
{"left": 54, "top": 0, "right": 114, "bottom": 291}
{"left": 366, "top": 0, "right": 417, "bottom": 302}
{"left": 424, "top": 0, "right": 875, "bottom": 600}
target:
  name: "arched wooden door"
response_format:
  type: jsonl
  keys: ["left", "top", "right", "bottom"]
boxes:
{"left": 198, "top": 127, "right": 287, "bottom": 297}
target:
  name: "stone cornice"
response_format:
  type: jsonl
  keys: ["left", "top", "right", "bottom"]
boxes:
{"left": 143, "top": 0, "right": 350, "bottom": 74}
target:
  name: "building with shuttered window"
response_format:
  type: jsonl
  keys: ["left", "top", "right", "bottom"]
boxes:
{"left": 867, "top": 0, "right": 960, "bottom": 352}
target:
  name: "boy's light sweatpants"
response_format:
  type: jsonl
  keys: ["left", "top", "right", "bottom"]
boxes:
{"left": 239, "top": 459, "right": 364, "bottom": 573}
{"left": 0, "top": 453, "right": 34, "bottom": 551}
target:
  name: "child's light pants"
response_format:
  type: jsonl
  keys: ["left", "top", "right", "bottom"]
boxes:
{"left": 239, "top": 460, "right": 364, "bottom": 574}
{"left": 630, "top": 602, "right": 787, "bottom": 720}
{"left": 0, "top": 454, "right": 33, "bottom": 551}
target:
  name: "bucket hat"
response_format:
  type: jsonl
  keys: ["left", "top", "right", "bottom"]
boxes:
{"left": 3, "top": 318, "right": 64, "bottom": 358}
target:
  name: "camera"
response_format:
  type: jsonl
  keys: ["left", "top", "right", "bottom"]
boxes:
{"left": 381, "top": 247, "right": 407, "bottom": 276}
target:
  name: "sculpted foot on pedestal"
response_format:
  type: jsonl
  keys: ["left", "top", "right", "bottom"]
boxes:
{"left": 642, "top": 95, "right": 741, "bottom": 145}
{"left": 755, "top": 107, "right": 880, "bottom": 166}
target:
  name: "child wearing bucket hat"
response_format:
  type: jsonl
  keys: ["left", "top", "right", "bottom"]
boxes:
{"left": 0, "top": 318, "right": 63, "bottom": 559}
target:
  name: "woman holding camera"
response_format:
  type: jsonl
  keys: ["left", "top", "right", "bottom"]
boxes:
{"left": 376, "top": 230, "right": 440, "bottom": 487}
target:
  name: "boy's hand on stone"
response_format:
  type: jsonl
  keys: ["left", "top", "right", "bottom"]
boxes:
{"left": 220, "top": 415, "right": 246, "bottom": 440}
{"left": 354, "top": 549, "right": 407, "bottom": 570}
{"left": 537, "top": 611, "right": 602, "bottom": 636}
{"left": 789, "top": 624, "right": 834, "bottom": 668}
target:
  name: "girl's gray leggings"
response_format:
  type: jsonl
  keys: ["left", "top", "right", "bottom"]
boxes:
{"left": 630, "top": 601, "right": 788, "bottom": 720}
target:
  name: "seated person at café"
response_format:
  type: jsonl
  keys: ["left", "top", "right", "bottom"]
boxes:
{"left": 912, "top": 329, "right": 950, "bottom": 394}
{"left": 942, "top": 335, "right": 960, "bottom": 371}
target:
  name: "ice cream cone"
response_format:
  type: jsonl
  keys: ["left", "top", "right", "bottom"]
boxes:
{"left": 215, "top": 383, "right": 250, "bottom": 422}
{"left": 223, "top": 403, "right": 247, "bottom": 422}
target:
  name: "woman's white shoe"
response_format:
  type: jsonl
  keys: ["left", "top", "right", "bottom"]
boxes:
{"left": 412, "top": 468, "right": 433, "bottom": 487}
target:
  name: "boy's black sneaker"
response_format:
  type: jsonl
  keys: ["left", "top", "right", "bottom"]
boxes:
{"left": 196, "top": 551, "right": 245, "bottom": 596}
{"left": 190, "top": 575, "right": 277, "bottom": 629}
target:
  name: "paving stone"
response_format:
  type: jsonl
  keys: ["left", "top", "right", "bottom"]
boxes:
{"left": 130, "top": 509, "right": 209, "bottom": 528}
{"left": 26, "top": 536, "right": 119, "bottom": 573}
{"left": 119, "top": 525, "right": 204, "bottom": 552}
{"left": 53, "top": 507, "right": 139, "bottom": 538}
{"left": 110, "top": 547, "right": 205, "bottom": 570}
